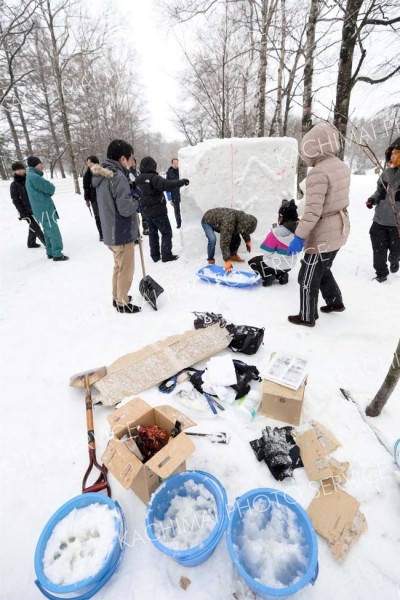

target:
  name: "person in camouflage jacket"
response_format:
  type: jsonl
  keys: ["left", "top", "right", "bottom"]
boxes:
{"left": 201, "top": 208, "right": 257, "bottom": 269}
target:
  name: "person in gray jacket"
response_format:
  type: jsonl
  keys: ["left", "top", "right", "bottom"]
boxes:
{"left": 92, "top": 139, "right": 141, "bottom": 314}
{"left": 366, "top": 137, "right": 400, "bottom": 282}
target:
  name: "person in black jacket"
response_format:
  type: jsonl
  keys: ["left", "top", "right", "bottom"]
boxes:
{"left": 10, "top": 161, "right": 45, "bottom": 248}
{"left": 366, "top": 137, "right": 400, "bottom": 281}
{"left": 166, "top": 158, "right": 182, "bottom": 228}
{"left": 83, "top": 156, "right": 103, "bottom": 241}
{"left": 136, "top": 156, "right": 189, "bottom": 262}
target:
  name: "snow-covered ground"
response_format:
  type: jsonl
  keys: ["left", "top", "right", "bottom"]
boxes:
{"left": 0, "top": 173, "right": 399, "bottom": 600}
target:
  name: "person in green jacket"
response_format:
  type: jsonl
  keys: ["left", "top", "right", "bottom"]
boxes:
{"left": 25, "top": 156, "right": 68, "bottom": 261}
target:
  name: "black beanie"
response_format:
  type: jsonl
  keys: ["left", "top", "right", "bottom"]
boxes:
{"left": 11, "top": 161, "right": 26, "bottom": 171}
{"left": 279, "top": 199, "right": 298, "bottom": 221}
{"left": 27, "top": 156, "right": 42, "bottom": 168}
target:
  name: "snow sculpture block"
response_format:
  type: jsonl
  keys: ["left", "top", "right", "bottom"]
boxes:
{"left": 179, "top": 137, "right": 298, "bottom": 236}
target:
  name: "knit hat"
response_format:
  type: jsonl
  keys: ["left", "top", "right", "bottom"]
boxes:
{"left": 279, "top": 199, "right": 298, "bottom": 221}
{"left": 11, "top": 161, "right": 26, "bottom": 171}
{"left": 27, "top": 156, "right": 42, "bottom": 168}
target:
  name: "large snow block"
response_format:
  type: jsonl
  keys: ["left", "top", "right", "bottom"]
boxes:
{"left": 179, "top": 137, "right": 298, "bottom": 237}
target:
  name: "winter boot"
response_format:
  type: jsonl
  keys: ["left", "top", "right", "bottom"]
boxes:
{"left": 207, "top": 259, "right": 215, "bottom": 264}
{"left": 162, "top": 255, "right": 179, "bottom": 263}
{"left": 390, "top": 262, "right": 399, "bottom": 273}
{"left": 278, "top": 272, "right": 289, "bottom": 285}
{"left": 115, "top": 303, "right": 141, "bottom": 314}
{"left": 113, "top": 295, "right": 132, "bottom": 308}
{"left": 229, "top": 254, "right": 245, "bottom": 262}
{"left": 262, "top": 277, "right": 274, "bottom": 287}
{"left": 53, "top": 255, "right": 69, "bottom": 261}
{"left": 288, "top": 315, "right": 315, "bottom": 327}
{"left": 320, "top": 302, "right": 345, "bottom": 313}
{"left": 28, "top": 243, "right": 41, "bottom": 248}
{"left": 374, "top": 275, "right": 387, "bottom": 283}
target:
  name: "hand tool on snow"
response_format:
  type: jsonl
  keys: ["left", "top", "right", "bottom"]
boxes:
{"left": 70, "top": 366, "right": 111, "bottom": 496}
{"left": 136, "top": 214, "right": 164, "bottom": 310}
{"left": 340, "top": 388, "right": 392, "bottom": 455}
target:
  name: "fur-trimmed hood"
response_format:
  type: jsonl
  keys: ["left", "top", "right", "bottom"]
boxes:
{"left": 91, "top": 163, "right": 115, "bottom": 180}
{"left": 91, "top": 158, "right": 128, "bottom": 189}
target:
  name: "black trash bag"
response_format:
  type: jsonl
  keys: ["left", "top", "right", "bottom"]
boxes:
{"left": 227, "top": 324, "right": 265, "bottom": 355}
{"left": 250, "top": 426, "right": 303, "bottom": 481}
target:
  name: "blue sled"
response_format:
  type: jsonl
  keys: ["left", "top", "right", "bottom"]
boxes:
{"left": 196, "top": 265, "right": 261, "bottom": 288}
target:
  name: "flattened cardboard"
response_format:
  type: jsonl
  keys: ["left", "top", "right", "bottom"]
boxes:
{"left": 94, "top": 325, "right": 231, "bottom": 406}
{"left": 261, "top": 378, "right": 306, "bottom": 425}
{"left": 295, "top": 421, "right": 343, "bottom": 481}
{"left": 101, "top": 398, "right": 196, "bottom": 504}
{"left": 307, "top": 479, "right": 367, "bottom": 561}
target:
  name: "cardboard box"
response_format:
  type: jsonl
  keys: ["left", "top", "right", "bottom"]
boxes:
{"left": 93, "top": 324, "right": 231, "bottom": 406}
{"left": 307, "top": 478, "right": 367, "bottom": 561}
{"left": 261, "top": 378, "right": 306, "bottom": 425}
{"left": 101, "top": 397, "right": 196, "bottom": 504}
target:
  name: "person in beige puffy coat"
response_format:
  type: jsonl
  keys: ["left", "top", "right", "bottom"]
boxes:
{"left": 287, "top": 122, "right": 350, "bottom": 327}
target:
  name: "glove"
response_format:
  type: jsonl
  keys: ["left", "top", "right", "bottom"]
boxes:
{"left": 365, "top": 199, "right": 374, "bottom": 209}
{"left": 180, "top": 178, "right": 190, "bottom": 186}
{"left": 246, "top": 241, "right": 251, "bottom": 253}
{"left": 287, "top": 235, "right": 305, "bottom": 256}
{"left": 224, "top": 260, "right": 233, "bottom": 271}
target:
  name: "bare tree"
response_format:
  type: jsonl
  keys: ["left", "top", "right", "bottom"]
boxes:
{"left": 333, "top": 0, "right": 400, "bottom": 159}
{"left": 366, "top": 339, "right": 400, "bottom": 417}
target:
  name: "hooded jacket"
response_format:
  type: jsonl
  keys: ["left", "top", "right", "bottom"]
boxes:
{"left": 296, "top": 122, "right": 350, "bottom": 254}
{"left": 91, "top": 159, "right": 138, "bottom": 246}
{"left": 368, "top": 137, "right": 400, "bottom": 227}
{"left": 25, "top": 167, "right": 58, "bottom": 223}
{"left": 10, "top": 174, "right": 33, "bottom": 218}
{"left": 260, "top": 221, "right": 297, "bottom": 271}
{"left": 136, "top": 157, "right": 186, "bottom": 218}
{"left": 202, "top": 208, "right": 258, "bottom": 261}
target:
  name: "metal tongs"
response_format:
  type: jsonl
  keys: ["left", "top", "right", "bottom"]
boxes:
{"left": 171, "top": 420, "right": 230, "bottom": 444}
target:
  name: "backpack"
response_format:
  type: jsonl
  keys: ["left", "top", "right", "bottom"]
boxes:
{"left": 227, "top": 324, "right": 265, "bottom": 355}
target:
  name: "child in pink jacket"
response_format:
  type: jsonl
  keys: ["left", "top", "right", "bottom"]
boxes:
{"left": 249, "top": 199, "right": 298, "bottom": 286}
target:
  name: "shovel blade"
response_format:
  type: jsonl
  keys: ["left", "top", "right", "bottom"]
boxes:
{"left": 139, "top": 275, "right": 164, "bottom": 311}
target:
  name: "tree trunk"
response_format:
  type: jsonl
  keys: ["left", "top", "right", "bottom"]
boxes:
{"left": 44, "top": 0, "right": 80, "bottom": 193}
{"left": 270, "top": 0, "right": 286, "bottom": 137}
{"left": 2, "top": 98, "right": 23, "bottom": 160}
{"left": 14, "top": 88, "right": 33, "bottom": 154}
{"left": 333, "top": 0, "right": 364, "bottom": 160}
{"left": 297, "top": 0, "right": 320, "bottom": 188}
{"left": 255, "top": 0, "right": 269, "bottom": 137}
{"left": 366, "top": 339, "right": 400, "bottom": 417}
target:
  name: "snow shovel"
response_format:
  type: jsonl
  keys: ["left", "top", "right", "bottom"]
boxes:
{"left": 69, "top": 366, "right": 111, "bottom": 497}
{"left": 136, "top": 215, "right": 164, "bottom": 311}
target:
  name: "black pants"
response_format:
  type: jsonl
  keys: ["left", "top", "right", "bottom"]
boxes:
{"left": 230, "top": 232, "right": 241, "bottom": 256}
{"left": 172, "top": 200, "right": 182, "bottom": 228}
{"left": 249, "top": 255, "right": 288, "bottom": 284}
{"left": 298, "top": 250, "right": 342, "bottom": 322}
{"left": 23, "top": 215, "right": 45, "bottom": 247}
{"left": 90, "top": 200, "right": 103, "bottom": 240}
{"left": 369, "top": 222, "right": 400, "bottom": 277}
{"left": 146, "top": 214, "right": 173, "bottom": 260}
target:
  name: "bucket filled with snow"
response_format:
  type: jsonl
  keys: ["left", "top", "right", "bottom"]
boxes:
{"left": 34, "top": 493, "right": 126, "bottom": 600}
{"left": 146, "top": 470, "right": 228, "bottom": 566}
{"left": 227, "top": 489, "right": 318, "bottom": 599}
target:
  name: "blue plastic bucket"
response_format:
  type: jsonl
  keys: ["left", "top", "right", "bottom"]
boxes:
{"left": 34, "top": 493, "right": 126, "bottom": 600}
{"left": 227, "top": 488, "right": 318, "bottom": 599}
{"left": 146, "top": 470, "right": 228, "bottom": 566}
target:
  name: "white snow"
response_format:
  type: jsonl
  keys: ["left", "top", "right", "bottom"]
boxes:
{"left": 153, "top": 480, "right": 218, "bottom": 550}
{"left": 1, "top": 171, "right": 400, "bottom": 600}
{"left": 42, "top": 504, "right": 118, "bottom": 585}
{"left": 234, "top": 498, "right": 309, "bottom": 588}
{"left": 179, "top": 137, "right": 298, "bottom": 236}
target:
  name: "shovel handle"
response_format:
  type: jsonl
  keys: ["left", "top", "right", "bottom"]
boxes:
{"left": 136, "top": 214, "right": 147, "bottom": 278}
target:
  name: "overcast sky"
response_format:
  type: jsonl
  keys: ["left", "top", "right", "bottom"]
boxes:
{"left": 114, "top": 0, "right": 398, "bottom": 143}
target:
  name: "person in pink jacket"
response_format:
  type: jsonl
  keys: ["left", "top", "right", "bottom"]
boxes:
{"left": 287, "top": 121, "right": 350, "bottom": 327}
{"left": 249, "top": 199, "right": 298, "bottom": 286}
